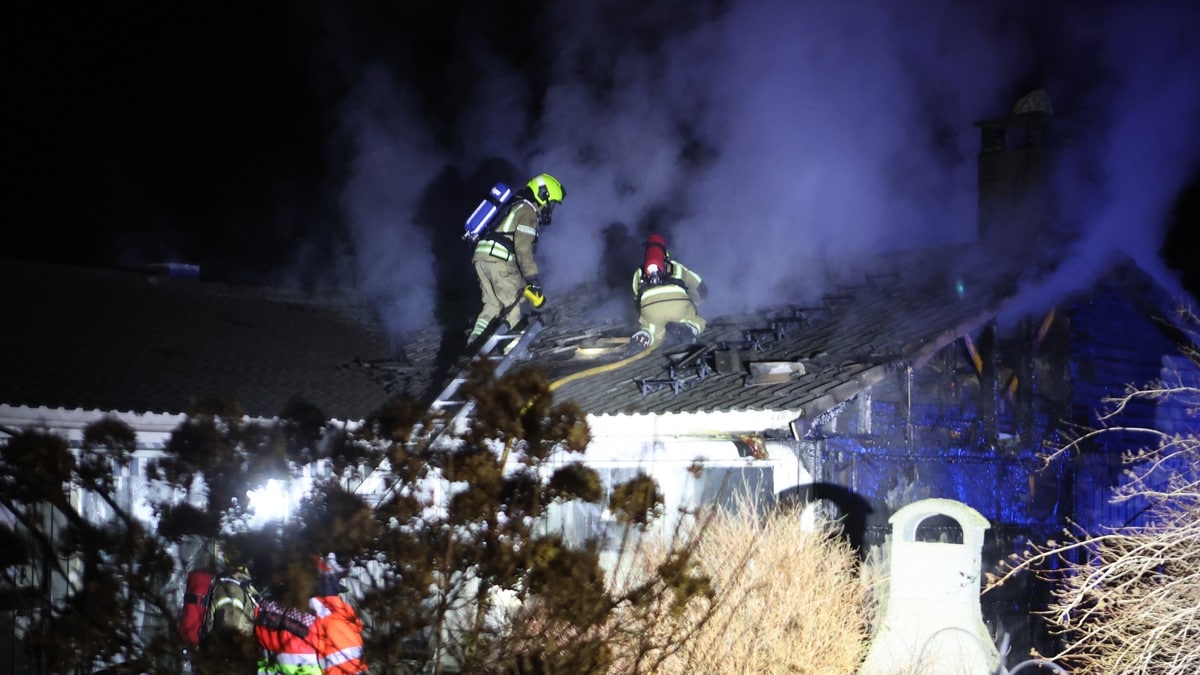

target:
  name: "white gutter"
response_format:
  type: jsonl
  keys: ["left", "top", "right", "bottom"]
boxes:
{"left": 0, "top": 404, "right": 271, "bottom": 448}
{"left": 585, "top": 408, "right": 803, "bottom": 440}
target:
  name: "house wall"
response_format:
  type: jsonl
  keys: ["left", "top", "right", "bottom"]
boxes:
{"left": 542, "top": 436, "right": 811, "bottom": 567}
{"left": 0, "top": 408, "right": 185, "bottom": 612}
{"left": 0, "top": 430, "right": 182, "bottom": 673}
{"left": 0, "top": 408, "right": 313, "bottom": 673}
{"left": 817, "top": 432, "right": 1063, "bottom": 660}
{"left": 797, "top": 278, "right": 1199, "bottom": 663}
{"left": 793, "top": 310, "right": 1073, "bottom": 661}
{"left": 1066, "top": 281, "right": 1198, "bottom": 529}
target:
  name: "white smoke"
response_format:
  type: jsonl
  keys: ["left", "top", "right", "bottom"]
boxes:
{"left": 525, "top": 1, "right": 1031, "bottom": 317}
{"left": 1009, "top": 2, "right": 1200, "bottom": 313}
{"left": 318, "top": 0, "right": 1199, "bottom": 338}
{"left": 336, "top": 64, "right": 440, "bottom": 339}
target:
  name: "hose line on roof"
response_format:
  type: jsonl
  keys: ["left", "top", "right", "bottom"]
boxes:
{"left": 548, "top": 339, "right": 661, "bottom": 392}
{"left": 500, "top": 340, "right": 662, "bottom": 468}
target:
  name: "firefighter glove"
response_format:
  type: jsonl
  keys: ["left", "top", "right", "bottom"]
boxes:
{"left": 523, "top": 283, "right": 546, "bottom": 309}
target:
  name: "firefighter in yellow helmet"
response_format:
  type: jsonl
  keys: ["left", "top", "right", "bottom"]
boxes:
{"left": 626, "top": 233, "right": 706, "bottom": 355}
{"left": 467, "top": 173, "right": 565, "bottom": 346}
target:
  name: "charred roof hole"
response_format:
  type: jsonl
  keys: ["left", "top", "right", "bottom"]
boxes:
{"left": 914, "top": 513, "right": 964, "bottom": 544}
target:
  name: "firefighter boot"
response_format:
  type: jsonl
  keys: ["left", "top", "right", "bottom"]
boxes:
{"left": 622, "top": 330, "right": 651, "bottom": 357}
{"left": 666, "top": 322, "right": 699, "bottom": 346}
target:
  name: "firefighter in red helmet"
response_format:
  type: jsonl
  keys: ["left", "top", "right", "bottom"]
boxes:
{"left": 626, "top": 233, "right": 706, "bottom": 355}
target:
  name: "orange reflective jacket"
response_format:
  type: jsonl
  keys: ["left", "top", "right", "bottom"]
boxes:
{"left": 310, "top": 595, "right": 367, "bottom": 674}
{"left": 255, "top": 599, "right": 321, "bottom": 674}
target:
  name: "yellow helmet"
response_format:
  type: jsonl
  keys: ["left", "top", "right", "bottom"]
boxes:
{"left": 527, "top": 173, "right": 565, "bottom": 206}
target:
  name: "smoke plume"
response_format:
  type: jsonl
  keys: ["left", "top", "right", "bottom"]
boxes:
{"left": 318, "top": 0, "right": 1200, "bottom": 338}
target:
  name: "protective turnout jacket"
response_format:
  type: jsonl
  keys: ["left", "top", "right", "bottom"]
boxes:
{"left": 310, "top": 595, "right": 368, "bottom": 674}
{"left": 632, "top": 260, "right": 704, "bottom": 306}
{"left": 255, "top": 599, "right": 322, "bottom": 675}
{"left": 472, "top": 198, "right": 541, "bottom": 281}
{"left": 204, "top": 572, "right": 258, "bottom": 637}
{"left": 631, "top": 260, "right": 706, "bottom": 346}
{"left": 469, "top": 196, "right": 544, "bottom": 341}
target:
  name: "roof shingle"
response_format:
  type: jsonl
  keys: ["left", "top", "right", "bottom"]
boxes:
{"left": 0, "top": 260, "right": 396, "bottom": 420}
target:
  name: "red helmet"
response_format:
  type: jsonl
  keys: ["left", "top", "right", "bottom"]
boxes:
{"left": 643, "top": 234, "right": 669, "bottom": 282}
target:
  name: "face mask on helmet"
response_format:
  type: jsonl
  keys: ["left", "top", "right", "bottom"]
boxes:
{"left": 537, "top": 200, "right": 555, "bottom": 227}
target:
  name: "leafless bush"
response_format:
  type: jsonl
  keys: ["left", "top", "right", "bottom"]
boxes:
{"left": 606, "top": 501, "right": 875, "bottom": 674}
{"left": 2, "top": 358, "right": 879, "bottom": 674}
{"left": 987, "top": 305, "right": 1200, "bottom": 674}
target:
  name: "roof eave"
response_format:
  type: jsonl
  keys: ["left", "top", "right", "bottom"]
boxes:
{"left": 586, "top": 407, "right": 804, "bottom": 440}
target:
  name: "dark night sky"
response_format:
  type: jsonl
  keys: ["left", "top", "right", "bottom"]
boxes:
{"left": 6, "top": 1, "right": 1199, "bottom": 341}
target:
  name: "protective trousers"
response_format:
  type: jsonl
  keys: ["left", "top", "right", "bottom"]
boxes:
{"left": 470, "top": 258, "right": 524, "bottom": 342}
{"left": 638, "top": 296, "right": 706, "bottom": 346}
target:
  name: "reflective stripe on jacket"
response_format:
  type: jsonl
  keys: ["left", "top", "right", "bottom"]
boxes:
{"left": 256, "top": 599, "right": 322, "bottom": 675}
{"left": 632, "top": 260, "right": 703, "bottom": 306}
{"left": 257, "top": 650, "right": 322, "bottom": 674}
{"left": 473, "top": 199, "right": 540, "bottom": 278}
{"left": 474, "top": 239, "right": 514, "bottom": 261}
{"left": 311, "top": 595, "right": 368, "bottom": 674}
{"left": 257, "top": 650, "right": 322, "bottom": 675}
{"left": 205, "top": 576, "right": 258, "bottom": 635}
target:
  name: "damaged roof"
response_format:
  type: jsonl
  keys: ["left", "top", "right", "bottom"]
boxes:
{"left": 0, "top": 259, "right": 396, "bottom": 421}
{"left": 2, "top": 244, "right": 1083, "bottom": 434}
{"left": 395, "top": 244, "right": 1020, "bottom": 436}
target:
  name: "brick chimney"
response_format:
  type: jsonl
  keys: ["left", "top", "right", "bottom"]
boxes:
{"left": 974, "top": 90, "right": 1054, "bottom": 247}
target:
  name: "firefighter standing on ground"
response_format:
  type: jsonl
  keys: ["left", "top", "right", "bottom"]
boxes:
{"left": 467, "top": 173, "right": 565, "bottom": 344}
{"left": 204, "top": 564, "right": 259, "bottom": 638}
{"left": 254, "top": 583, "right": 322, "bottom": 675}
{"left": 254, "top": 556, "right": 368, "bottom": 674}
{"left": 310, "top": 557, "right": 367, "bottom": 674}
{"left": 627, "top": 233, "right": 706, "bottom": 354}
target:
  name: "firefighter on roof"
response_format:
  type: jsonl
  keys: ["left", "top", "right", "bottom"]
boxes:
{"left": 626, "top": 233, "right": 706, "bottom": 354}
{"left": 468, "top": 173, "right": 565, "bottom": 345}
